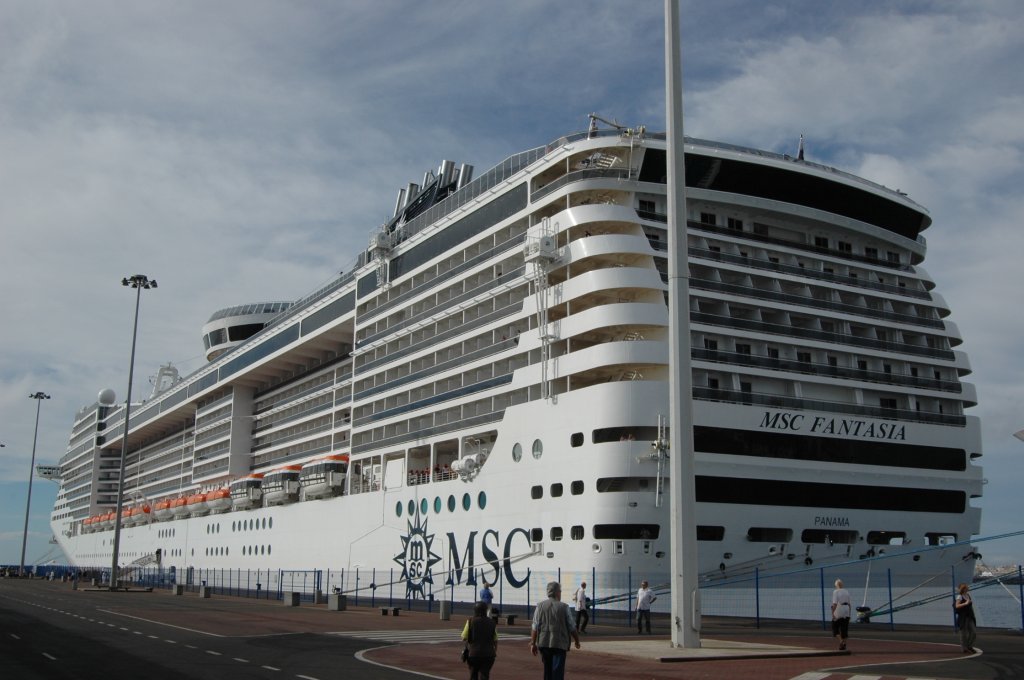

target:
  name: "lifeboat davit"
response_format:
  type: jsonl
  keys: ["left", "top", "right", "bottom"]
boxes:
{"left": 262, "top": 465, "right": 301, "bottom": 507}
{"left": 123, "top": 506, "right": 137, "bottom": 526}
{"left": 82, "top": 516, "right": 96, "bottom": 533}
{"left": 300, "top": 454, "right": 349, "bottom": 499}
{"left": 186, "top": 492, "right": 209, "bottom": 517}
{"left": 206, "top": 487, "right": 231, "bottom": 512}
{"left": 170, "top": 497, "right": 190, "bottom": 518}
{"left": 230, "top": 474, "right": 264, "bottom": 510}
{"left": 101, "top": 511, "right": 115, "bottom": 530}
{"left": 134, "top": 504, "right": 151, "bottom": 525}
{"left": 154, "top": 499, "right": 173, "bottom": 521}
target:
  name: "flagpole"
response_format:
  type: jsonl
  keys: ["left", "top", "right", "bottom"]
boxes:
{"left": 665, "top": 0, "right": 701, "bottom": 649}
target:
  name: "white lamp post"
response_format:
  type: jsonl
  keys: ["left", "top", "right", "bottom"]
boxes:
{"left": 20, "top": 392, "right": 51, "bottom": 577}
{"left": 109, "top": 274, "right": 157, "bottom": 589}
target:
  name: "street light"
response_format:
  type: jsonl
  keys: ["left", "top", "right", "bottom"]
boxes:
{"left": 109, "top": 274, "right": 157, "bottom": 589}
{"left": 20, "top": 392, "right": 51, "bottom": 578}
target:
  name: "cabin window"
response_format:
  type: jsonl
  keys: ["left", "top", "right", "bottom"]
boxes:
{"left": 551, "top": 527, "right": 563, "bottom": 541}
{"left": 477, "top": 491, "right": 487, "bottom": 509}
{"left": 746, "top": 527, "right": 792, "bottom": 542}
{"left": 571, "top": 481, "right": 584, "bottom": 495}
{"left": 570, "top": 432, "right": 584, "bottom": 447}
{"left": 867, "top": 531, "right": 907, "bottom": 545}
{"left": 531, "top": 485, "right": 543, "bottom": 500}
{"left": 448, "top": 495, "right": 456, "bottom": 512}
{"left": 571, "top": 526, "right": 585, "bottom": 540}
{"left": 532, "top": 439, "right": 543, "bottom": 460}
{"left": 395, "top": 502, "right": 403, "bottom": 517}
{"left": 512, "top": 442, "right": 522, "bottom": 462}
{"left": 697, "top": 525, "right": 725, "bottom": 541}
{"left": 801, "top": 529, "right": 857, "bottom": 544}
{"left": 551, "top": 483, "right": 563, "bottom": 497}
{"left": 462, "top": 493, "right": 471, "bottom": 510}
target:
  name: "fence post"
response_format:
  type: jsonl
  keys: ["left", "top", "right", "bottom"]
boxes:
{"left": 1018, "top": 565, "right": 1023, "bottom": 632}
{"left": 591, "top": 566, "right": 597, "bottom": 625}
{"left": 755, "top": 567, "right": 760, "bottom": 629}
{"left": 371, "top": 567, "right": 376, "bottom": 609}
{"left": 951, "top": 565, "right": 957, "bottom": 629}
{"left": 355, "top": 567, "right": 360, "bottom": 607}
{"left": 887, "top": 568, "right": 895, "bottom": 630}
{"left": 628, "top": 566, "right": 633, "bottom": 630}
{"left": 390, "top": 567, "right": 394, "bottom": 609}
{"left": 819, "top": 567, "right": 826, "bottom": 630}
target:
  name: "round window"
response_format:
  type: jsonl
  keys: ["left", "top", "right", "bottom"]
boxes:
{"left": 462, "top": 493, "right": 471, "bottom": 511}
{"left": 478, "top": 491, "right": 487, "bottom": 510}
{"left": 512, "top": 443, "right": 522, "bottom": 462}
{"left": 532, "top": 439, "right": 543, "bottom": 459}
{"left": 434, "top": 497, "right": 442, "bottom": 513}
{"left": 448, "top": 495, "right": 456, "bottom": 512}
{"left": 420, "top": 498, "right": 429, "bottom": 515}
{"left": 396, "top": 501, "right": 403, "bottom": 517}
{"left": 408, "top": 500, "right": 416, "bottom": 516}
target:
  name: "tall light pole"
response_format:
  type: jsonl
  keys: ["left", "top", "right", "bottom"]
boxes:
{"left": 109, "top": 274, "right": 157, "bottom": 589}
{"left": 666, "top": 0, "right": 701, "bottom": 648}
{"left": 20, "top": 392, "right": 51, "bottom": 578}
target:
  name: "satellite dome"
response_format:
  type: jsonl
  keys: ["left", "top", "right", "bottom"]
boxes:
{"left": 97, "top": 388, "right": 117, "bottom": 406}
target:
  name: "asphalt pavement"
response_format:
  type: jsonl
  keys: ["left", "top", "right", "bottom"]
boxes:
{"left": 2, "top": 576, "right": 1021, "bottom": 680}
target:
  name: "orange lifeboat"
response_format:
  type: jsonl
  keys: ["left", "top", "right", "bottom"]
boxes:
{"left": 206, "top": 487, "right": 231, "bottom": 513}
{"left": 153, "top": 499, "right": 173, "bottom": 521}
{"left": 101, "top": 511, "right": 115, "bottom": 530}
{"left": 262, "top": 465, "right": 301, "bottom": 506}
{"left": 300, "top": 454, "right": 349, "bottom": 499}
{"left": 230, "top": 473, "right": 264, "bottom": 510}
{"left": 186, "top": 492, "right": 209, "bottom": 516}
{"left": 170, "top": 496, "right": 190, "bottom": 518}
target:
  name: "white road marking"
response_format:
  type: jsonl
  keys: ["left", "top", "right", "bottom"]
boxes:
{"left": 233, "top": 657, "right": 249, "bottom": 663}
{"left": 42, "top": 653, "right": 57, "bottom": 660}
{"left": 97, "top": 608, "right": 224, "bottom": 637}
{"left": 262, "top": 665, "right": 281, "bottom": 671}
{"left": 206, "top": 650, "right": 222, "bottom": 656}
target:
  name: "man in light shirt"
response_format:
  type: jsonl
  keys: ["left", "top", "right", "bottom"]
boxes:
{"left": 635, "top": 580, "right": 656, "bottom": 634}
{"left": 573, "top": 581, "right": 589, "bottom": 633}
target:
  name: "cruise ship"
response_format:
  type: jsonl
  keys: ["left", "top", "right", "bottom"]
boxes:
{"left": 49, "top": 120, "right": 983, "bottom": 601}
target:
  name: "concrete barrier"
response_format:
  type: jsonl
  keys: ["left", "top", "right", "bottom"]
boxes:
{"left": 313, "top": 590, "right": 325, "bottom": 604}
{"left": 173, "top": 584, "right": 184, "bottom": 596}
{"left": 198, "top": 586, "right": 211, "bottom": 599}
{"left": 284, "top": 591, "right": 300, "bottom": 607}
{"left": 327, "top": 593, "right": 347, "bottom": 611}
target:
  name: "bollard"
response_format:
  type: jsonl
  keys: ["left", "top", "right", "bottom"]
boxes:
{"left": 439, "top": 600, "right": 452, "bottom": 621}
{"left": 327, "top": 593, "right": 348, "bottom": 611}
{"left": 199, "top": 585, "right": 211, "bottom": 599}
{"left": 314, "top": 590, "right": 325, "bottom": 605}
{"left": 173, "top": 584, "right": 184, "bottom": 596}
{"left": 284, "top": 592, "right": 300, "bottom": 607}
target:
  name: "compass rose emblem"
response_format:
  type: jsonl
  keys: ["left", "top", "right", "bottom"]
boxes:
{"left": 394, "top": 513, "right": 442, "bottom": 599}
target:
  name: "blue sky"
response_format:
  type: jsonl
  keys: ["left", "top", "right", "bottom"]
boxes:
{"left": 1, "top": 1, "right": 1022, "bottom": 568}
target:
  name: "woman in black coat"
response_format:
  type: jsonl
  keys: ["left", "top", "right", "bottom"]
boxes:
{"left": 461, "top": 601, "right": 498, "bottom": 679}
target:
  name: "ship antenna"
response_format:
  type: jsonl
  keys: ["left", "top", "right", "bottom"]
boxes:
{"left": 797, "top": 134, "right": 805, "bottom": 161}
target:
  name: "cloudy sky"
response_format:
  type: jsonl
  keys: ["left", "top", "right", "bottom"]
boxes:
{"left": 1, "top": 1, "right": 1022, "bottom": 569}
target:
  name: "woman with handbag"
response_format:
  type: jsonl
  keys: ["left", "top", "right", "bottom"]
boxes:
{"left": 461, "top": 600, "right": 498, "bottom": 679}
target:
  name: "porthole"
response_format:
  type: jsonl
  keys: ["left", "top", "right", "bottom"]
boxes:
{"left": 232, "top": 521, "right": 236, "bottom": 531}
{"left": 420, "top": 498, "right": 429, "bottom": 515}
{"left": 263, "top": 518, "right": 268, "bottom": 530}
{"left": 267, "top": 545, "right": 271, "bottom": 555}
{"left": 226, "top": 547, "right": 229, "bottom": 556}
{"left": 396, "top": 501, "right": 403, "bottom": 517}
{"left": 477, "top": 491, "right": 487, "bottom": 510}
{"left": 434, "top": 497, "right": 442, "bottom": 513}
{"left": 448, "top": 495, "right": 456, "bottom": 512}
{"left": 512, "top": 443, "right": 522, "bottom": 462}
{"left": 268, "top": 517, "right": 273, "bottom": 529}
{"left": 408, "top": 500, "right": 416, "bottom": 516}
{"left": 531, "top": 439, "right": 543, "bottom": 459}
{"left": 462, "top": 493, "right": 471, "bottom": 511}
{"left": 260, "top": 545, "right": 265, "bottom": 555}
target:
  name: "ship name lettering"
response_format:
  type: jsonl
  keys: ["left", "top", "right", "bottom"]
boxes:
{"left": 759, "top": 411, "right": 906, "bottom": 441}
{"left": 814, "top": 516, "right": 850, "bottom": 527}
{"left": 446, "top": 528, "right": 532, "bottom": 589}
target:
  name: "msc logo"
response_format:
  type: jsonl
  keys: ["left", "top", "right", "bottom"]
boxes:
{"left": 393, "top": 514, "right": 442, "bottom": 599}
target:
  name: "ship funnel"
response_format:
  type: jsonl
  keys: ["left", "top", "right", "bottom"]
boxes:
{"left": 439, "top": 160, "right": 456, "bottom": 187}
{"left": 457, "top": 163, "right": 474, "bottom": 189}
{"left": 393, "top": 188, "right": 407, "bottom": 217}
{"left": 422, "top": 169, "right": 435, "bottom": 187}
{"left": 405, "top": 183, "right": 419, "bottom": 205}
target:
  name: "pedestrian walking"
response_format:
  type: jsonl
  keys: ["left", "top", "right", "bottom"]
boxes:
{"left": 530, "top": 581, "right": 580, "bottom": 680}
{"left": 479, "top": 582, "right": 494, "bottom": 615}
{"left": 831, "top": 578, "right": 852, "bottom": 650}
{"left": 573, "top": 582, "right": 589, "bottom": 633}
{"left": 954, "top": 582, "right": 977, "bottom": 653}
{"left": 461, "top": 601, "right": 498, "bottom": 680}
{"left": 635, "top": 580, "right": 656, "bottom": 634}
